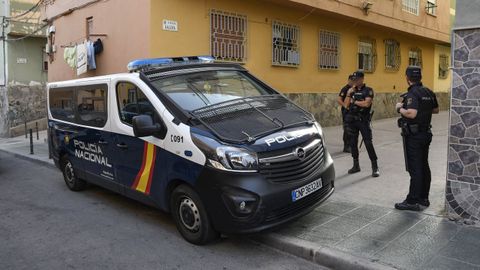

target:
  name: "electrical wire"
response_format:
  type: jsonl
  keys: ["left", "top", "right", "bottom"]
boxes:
{"left": 6, "top": 0, "right": 44, "bottom": 19}
{"left": 3, "top": 23, "right": 48, "bottom": 42}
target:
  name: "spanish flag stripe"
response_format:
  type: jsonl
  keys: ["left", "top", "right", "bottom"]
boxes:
{"left": 132, "top": 142, "right": 148, "bottom": 189}
{"left": 132, "top": 142, "right": 156, "bottom": 194}
{"left": 145, "top": 147, "right": 157, "bottom": 195}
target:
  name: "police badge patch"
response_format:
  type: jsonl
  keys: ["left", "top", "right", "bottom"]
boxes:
{"left": 407, "top": 98, "right": 413, "bottom": 105}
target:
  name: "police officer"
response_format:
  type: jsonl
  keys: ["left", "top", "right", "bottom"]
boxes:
{"left": 344, "top": 71, "right": 380, "bottom": 177}
{"left": 394, "top": 66, "right": 439, "bottom": 211}
{"left": 338, "top": 75, "right": 355, "bottom": 153}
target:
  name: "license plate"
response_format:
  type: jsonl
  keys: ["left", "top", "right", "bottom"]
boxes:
{"left": 291, "top": 179, "right": 323, "bottom": 202}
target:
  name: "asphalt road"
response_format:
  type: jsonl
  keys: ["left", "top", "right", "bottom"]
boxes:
{"left": 0, "top": 151, "right": 325, "bottom": 270}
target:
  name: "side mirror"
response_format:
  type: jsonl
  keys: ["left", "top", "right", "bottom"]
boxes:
{"left": 132, "top": 115, "right": 163, "bottom": 137}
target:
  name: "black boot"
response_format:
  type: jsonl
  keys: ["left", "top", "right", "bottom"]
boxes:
{"left": 395, "top": 200, "right": 421, "bottom": 211}
{"left": 372, "top": 160, "right": 380, "bottom": 177}
{"left": 348, "top": 159, "right": 361, "bottom": 174}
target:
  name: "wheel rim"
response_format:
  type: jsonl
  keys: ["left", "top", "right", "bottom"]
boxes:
{"left": 178, "top": 196, "right": 201, "bottom": 232}
{"left": 64, "top": 162, "right": 75, "bottom": 185}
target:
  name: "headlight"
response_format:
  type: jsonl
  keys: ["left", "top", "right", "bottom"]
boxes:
{"left": 216, "top": 146, "right": 258, "bottom": 171}
{"left": 191, "top": 133, "right": 258, "bottom": 172}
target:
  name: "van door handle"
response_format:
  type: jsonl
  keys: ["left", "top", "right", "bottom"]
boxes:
{"left": 116, "top": 143, "right": 128, "bottom": 149}
{"left": 98, "top": 140, "right": 109, "bottom": 145}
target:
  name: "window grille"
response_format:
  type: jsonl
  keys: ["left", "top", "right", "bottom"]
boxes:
{"left": 358, "top": 38, "right": 376, "bottom": 73}
{"left": 439, "top": 54, "right": 449, "bottom": 79}
{"left": 272, "top": 21, "right": 300, "bottom": 67}
{"left": 319, "top": 30, "right": 340, "bottom": 70}
{"left": 210, "top": 9, "right": 247, "bottom": 63}
{"left": 402, "top": 0, "right": 420, "bottom": 15}
{"left": 384, "top": 39, "right": 400, "bottom": 71}
{"left": 426, "top": 0, "right": 437, "bottom": 15}
{"left": 409, "top": 47, "right": 422, "bottom": 67}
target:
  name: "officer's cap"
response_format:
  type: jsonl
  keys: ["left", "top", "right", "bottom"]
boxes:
{"left": 406, "top": 66, "right": 422, "bottom": 80}
{"left": 352, "top": 71, "right": 364, "bottom": 79}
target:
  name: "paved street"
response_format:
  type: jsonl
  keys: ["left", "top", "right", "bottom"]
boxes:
{"left": 0, "top": 151, "right": 324, "bottom": 270}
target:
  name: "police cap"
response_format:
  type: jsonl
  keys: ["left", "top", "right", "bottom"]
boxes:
{"left": 351, "top": 71, "right": 364, "bottom": 79}
{"left": 406, "top": 66, "right": 422, "bottom": 80}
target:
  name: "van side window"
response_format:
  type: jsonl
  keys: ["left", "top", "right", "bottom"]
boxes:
{"left": 49, "top": 87, "right": 75, "bottom": 121}
{"left": 76, "top": 85, "right": 108, "bottom": 127}
{"left": 116, "top": 82, "right": 155, "bottom": 125}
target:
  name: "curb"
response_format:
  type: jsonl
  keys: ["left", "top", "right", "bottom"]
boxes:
{"left": 254, "top": 233, "right": 395, "bottom": 270}
{"left": 0, "top": 148, "right": 56, "bottom": 169}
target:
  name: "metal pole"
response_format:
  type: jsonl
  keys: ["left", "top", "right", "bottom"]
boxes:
{"left": 36, "top": 121, "right": 39, "bottom": 140}
{"left": 29, "top": 128, "right": 33, "bottom": 155}
{"left": 24, "top": 121, "right": 27, "bottom": 138}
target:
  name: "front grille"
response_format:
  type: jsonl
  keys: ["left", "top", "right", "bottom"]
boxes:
{"left": 265, "top": 184, "right": 332, "bottom": 223}
{"left": 258, "top": 139, "right": 325, "bottom": 184}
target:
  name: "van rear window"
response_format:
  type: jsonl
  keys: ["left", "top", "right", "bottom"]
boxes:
{"left": 49, "top": 84, "right": 108, "bottom": 127}
{"left": 49, "top": 87, "right": 75, "bottom": 122}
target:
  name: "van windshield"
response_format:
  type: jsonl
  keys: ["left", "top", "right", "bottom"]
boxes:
{"left": 150, "top": 71, "right": 271, "bottom": 111}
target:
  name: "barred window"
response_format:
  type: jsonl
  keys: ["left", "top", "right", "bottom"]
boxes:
{"left": 439, "top": 54, "right": 449, "bottom": 79}
{"left": 358, "top": 38, "right": 376, "bottom": 73}
{"left": 319, "top": 30, "right": 340, "bottom": 70}
{"left": 402, "top": 0, "right": 420, "bottom": 15}
{"left": 409, "top": 47, "right": 422, "bottom": 67}
{"left": 384, "top": 39, "right": 400, "bottom": 71}
{"left": 272, "top": 21, "right": 300, "bottom": 67}
{"left": 210, "top": 10, "right": 247, "bottom": 63}
{"left": 426, "top": 0, "right": 437, "bottom": 16}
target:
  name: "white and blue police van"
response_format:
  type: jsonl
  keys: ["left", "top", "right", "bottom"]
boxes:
{"left": 47, "top": 56, "right": 335, "bottom": 244}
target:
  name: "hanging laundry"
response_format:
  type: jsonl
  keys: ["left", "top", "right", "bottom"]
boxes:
{"left": 93, "top": 38, "right": 103, "bottom": 55}
{"left": 63, "top": 46, "right": 77, "bottom": 69}
{"left": 87, "top": 40, "right": 96, "bottom": 70}
{"left": 76, "top": 42, "right": 87, "bottom": 76}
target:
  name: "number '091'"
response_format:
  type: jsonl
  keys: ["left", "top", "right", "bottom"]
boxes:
{"left": 171, "top": 135, "right": 184, "bottom": 143}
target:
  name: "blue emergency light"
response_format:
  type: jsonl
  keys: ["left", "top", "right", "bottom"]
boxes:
{"left": 127, "top": 56, "right": 215, "bottom": 72}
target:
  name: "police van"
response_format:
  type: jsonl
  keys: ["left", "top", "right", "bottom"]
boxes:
{"left": 47, "top": 56, "right": 335, "bottom": 244}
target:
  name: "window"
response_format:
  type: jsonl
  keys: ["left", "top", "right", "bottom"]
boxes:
{"left": 409, "top": 47, "right": 422, "bottom": 67}
{"left": 402, "top": 0, "right": 420, "bottom": 15}
{"left": 210, "top": 9, "right": 247, "bottom": 63}
{"left": 384, "top": 39, "right": 400, "bottom": 71}
{"left": 439, "top": 54, "right": 449, "bottom": 79}
{"left": 86, "top": 17, "right": 93, "bottom": 38}
{"left": 116, "top": 82, "right": 156, "bottom": 126}
{"left": 426, "top": 0, "right": 437, "bottom": 15}
{"left": 319, "top": 30, "right": 340, "bottom": 70}
{"left": 77, "top": 85, "right": 107, "bottom": 127}
{"left": 272, "top": 20, "right": 300, "bottom": 67}
{"left": 42, "top": 48, "right": 48, "bottom": 71}
{"left": 49, "top": 87, "right": 75, "bottom": 122}
{"left": 150, "top": 71, "right": 270, "bottom": 112}
{"left": 358, "top": 38, "right": 376, "bottom": 73}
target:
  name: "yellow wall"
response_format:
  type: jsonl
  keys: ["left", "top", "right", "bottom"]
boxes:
{"left": 433, "top": 45, "right": 452, "bottom": 93}
{"left": 150, "top": 0, "right": 443, "bottom": 94}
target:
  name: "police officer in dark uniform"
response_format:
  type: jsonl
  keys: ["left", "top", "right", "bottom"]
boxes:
{"left": 338, "top": 75, "right": 355, "bottom": 153}
{"left": 344, "top": 71, "right": 380, "bottom": 177}
{"left": 395, "top": 66, "right": 439, "bottom": 211}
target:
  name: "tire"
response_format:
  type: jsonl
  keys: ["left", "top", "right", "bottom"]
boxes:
{"left": 170, "top": 184, "right": 219, "bottom": 245}
{"left": 61, "top": 157, "right": 87, "bottom": 191}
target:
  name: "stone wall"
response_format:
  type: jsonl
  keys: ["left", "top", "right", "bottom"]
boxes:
{"left": 446, "top": 28, "right": 480, "bottom": 224}
{"left": 5, "top": 84, "right": 47, "bottom": 136}
{"left": 287, "top": 91, "right": 450, "bottom": 127}
{"left": 0, "top": 86, "right": 8, "bottom": 137}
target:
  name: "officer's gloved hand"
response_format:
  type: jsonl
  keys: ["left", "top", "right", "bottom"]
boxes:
{"left": 396, "top": 102, "right": 403, "bottom": 113}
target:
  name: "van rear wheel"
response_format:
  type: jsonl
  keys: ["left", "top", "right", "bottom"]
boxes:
{"left": 61, "top": 157, "right": 86, "bottom": 191}
{"left": 171, "top": 185, "right": 219, "bottom": 245}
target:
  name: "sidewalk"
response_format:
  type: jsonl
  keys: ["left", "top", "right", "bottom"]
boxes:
{"left": 1, "top": 112, "right": 480, "bottom": 270}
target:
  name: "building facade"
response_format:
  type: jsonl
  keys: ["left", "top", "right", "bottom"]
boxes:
{"left": 43, "top": 0, "right": 452, "bottom": 126}
{"left": 446, "top": 0, "right": 480, "bottom": 224}
{"left": 0, "top": 0, "right": 48, "bottom": 136}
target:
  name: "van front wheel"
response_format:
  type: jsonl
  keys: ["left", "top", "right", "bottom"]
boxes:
{"left": 61, "top": 157, "right": 86, "bottom": 191}
{"left": 171, "top": 185, "right": 219, "bottom": 245}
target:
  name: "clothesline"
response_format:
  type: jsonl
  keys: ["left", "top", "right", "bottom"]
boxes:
{"left": 59, "top": 34, "right": 107, "bottom": 48}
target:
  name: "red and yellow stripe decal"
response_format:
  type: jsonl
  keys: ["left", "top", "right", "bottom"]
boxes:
{"left": 131, "top": 142, "right": 157, "bottom": 195}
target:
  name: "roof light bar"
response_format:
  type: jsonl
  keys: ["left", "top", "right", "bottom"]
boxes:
{"left": 127, "top": 56, "right": 215, "bottom": 72}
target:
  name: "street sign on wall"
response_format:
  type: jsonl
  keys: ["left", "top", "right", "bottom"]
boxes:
{"left": 163, "top": 20, "right": 178, "bottom": 32}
